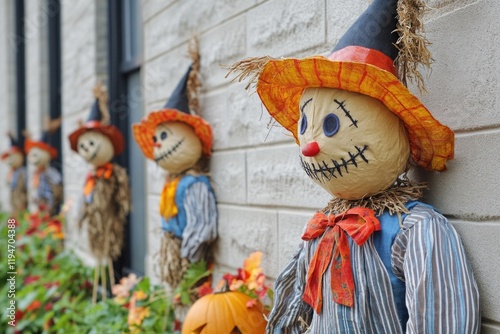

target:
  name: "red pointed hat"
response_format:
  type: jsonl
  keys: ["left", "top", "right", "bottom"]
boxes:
{"left": 68, "top": 85, "right": 124, "bottom": 155}
{"left": 24, "top": 119, "right": 60, "bottom": 159}
{"left": 132, "top": 66, "right": 213, "bottom": 160}
{"left": 230, "top": 0, "right": 454, "bottom": 171}
{"left": 1, "top": 133, "right": 24, "bottom": 160}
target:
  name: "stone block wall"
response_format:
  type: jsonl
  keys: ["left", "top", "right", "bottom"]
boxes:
{"left": 0, "top": 0, "right": 498, "bottom": 331}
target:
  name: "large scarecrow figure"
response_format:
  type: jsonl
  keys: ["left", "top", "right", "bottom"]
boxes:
{"left": 132, "top": 46, "right": 217, "bottom": 290}
{"left": 25, "top": 120, "right": 63, "bottom": 216}
{"left": 69, "top": 84, "right": 130, "bottom": 302}
{"left": 228, "top": 0, "right": 480, "bottom": 332}
{"left": 1, "top": 133, "right": 28, "bottom": 216}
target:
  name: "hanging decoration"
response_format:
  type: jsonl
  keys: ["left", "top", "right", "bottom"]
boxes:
{"left": 24, "top": 118, "right": 63, "bottom": 217}
{"left": 227, "top": 0, "right": 480, "bottom": 332}
{"left": 68, "top": 82, "right": 131, "bottom": 303}
{"left": 1, "top": 132, "right": 28, "bottom": 216}
{"left": 132, "top": 37, "right": 217, "bottom": 292}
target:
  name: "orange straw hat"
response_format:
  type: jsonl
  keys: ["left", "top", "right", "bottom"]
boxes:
{"left": 133, "top": 65, "right": 213, "bottom": 160}
{"left": 24, "top": 118, "right": 61, "bottom": 160}
{"left": 228, "top": 0, "right": 453, "bottom": 172}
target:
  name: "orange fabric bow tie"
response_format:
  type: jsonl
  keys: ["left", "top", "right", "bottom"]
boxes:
{"left": 83, "top": 163, "right": 113, "bottom": 196}
{"left": 301, "top": 207, "right": 380, "bottom": 313}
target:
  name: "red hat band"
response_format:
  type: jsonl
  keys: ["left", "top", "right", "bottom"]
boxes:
{"left": 328, "top": 46, "right": 398, "bottom": 77}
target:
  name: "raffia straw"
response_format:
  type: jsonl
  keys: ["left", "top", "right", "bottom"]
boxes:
{"left": 187, "top": 35, "right": 201, "bottom": 115}
{"left": 324, "top": 178, "right": 428, "bottom": 216}
{"left": 93, "top": 81, "right": 110, "bottom": 125}
{"left": 224, "top": 56, "right": 274, "bottom": 91}
{"left": 44, "top": 117, "right": 62, "bottom": 133}
{"left": 395, "top": 0, "right": 433, "bottom": 93}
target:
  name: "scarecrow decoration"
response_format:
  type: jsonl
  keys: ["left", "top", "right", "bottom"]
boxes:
{"left": 24, "top": 119, "right": 63, "bottom": 216}
{"left": 1, "top": 132, "right": 28, "bottom": 216}
{"left": 227, "top": 0, "right": 480, "bottom": 332}
{"left": 68, "top": 83, "right": 130, "bottom": 303}
{"left": 132, "top": 41, "right": 217, "bottom": 291}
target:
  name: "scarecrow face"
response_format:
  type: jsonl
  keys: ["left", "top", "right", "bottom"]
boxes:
{"left": 77, "top": 131, "right": 115, "bottom": 167}
{"left": 298, "top": 88, "right": 410, "bottom": 200}
{"left": 6, "top": 152, "right": 24, "bottom": 169}
{"left": 28, "top": 147, "right": 51, "bottom": 169}
{"left": 153, "top": 122, "right": 202, "bottom": 174}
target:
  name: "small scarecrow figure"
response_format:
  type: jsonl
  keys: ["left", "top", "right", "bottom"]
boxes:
{"left": 1, "top": 132, "right": 28, "bottom": 216}
{"left": 132, "top": 45, "right": 217, "bottom": 290}
{"left": 68, "top": 83, "right": 130, "bottom": 302}
{"left": 24, "top": 119, "right": 63, "bottom": 216}
{"left": 228, "top": 0, "right": 480, "bottom": 332}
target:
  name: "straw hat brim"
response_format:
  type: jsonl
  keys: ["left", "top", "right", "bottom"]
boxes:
{"left": 1, "top": 147, "right": 23, "bottom": 160}
{"left": 257, "top": 56, "right": 454, "bottom": 171}
{"left": 68, "top": 122, "right": 125, "bottom": 155}
{"left": 24, "top": 139, "right": 58, "bottom": 159}
{"left": 132, "top": 109, "right": 212, "bottom": 161}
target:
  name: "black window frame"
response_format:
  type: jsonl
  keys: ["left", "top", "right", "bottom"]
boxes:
{"left": 47, "top": 0, "right": 62, "bottom": 173}
{"left": 14, "top": 0, "right": 26, "bottom": 152}
{"left": 107, "top": 0, "right": 145, "bottom": 278}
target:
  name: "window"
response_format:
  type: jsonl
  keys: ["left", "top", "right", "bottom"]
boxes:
{"left": 47, "top": 0, "right": 62, "bottom": 173}
{"left": 14, "top": 0, "right": 26, "bottom": 151}
{"left": 108, "top": 0, "right": 146, "bottom": 276}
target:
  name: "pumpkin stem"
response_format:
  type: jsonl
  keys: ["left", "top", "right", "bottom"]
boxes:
{"left": 215, "top": 279, "right": 231, "bottom": 294}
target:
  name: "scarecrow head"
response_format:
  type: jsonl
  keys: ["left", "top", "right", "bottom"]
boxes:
{"left": 1, "top": 133, "right": 25, "bottom": 169}
{"left": 133, "top": 65, "right": 212, "bottom": 175}
{"left": 68, "top": 83, "right": 124, "bottom": 167}
{"left": 25, "top": 119, "right": 61, "bottom": 170}
{"left": 228, "top": 0, "right": 454, "bottom": 200}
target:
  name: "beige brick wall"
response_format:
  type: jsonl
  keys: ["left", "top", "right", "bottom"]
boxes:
{"left": 142, "top": 1, "right": 500, "bottom": 331}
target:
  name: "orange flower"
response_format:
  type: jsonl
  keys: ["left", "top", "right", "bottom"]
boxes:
{"left": 127, "top": 292, "right": 151, "bottom": 333}
{"left": 26, "top": 300, "right": 42, "bottom": 312}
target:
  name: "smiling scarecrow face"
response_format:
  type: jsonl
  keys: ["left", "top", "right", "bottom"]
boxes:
{"left": 28, "top": 147, "right": 51, "bottom": 169}
{"left": 5, "top": 152, "right": 24, "bottom": 169}
{"left": 77, "top": 131, "right": 115, "bottom": 167}
{"left": 298, "top": 87, "right": 410, "bottom": 200}
{"left": 153, "top": 121, "right": 203, "bottom": 174}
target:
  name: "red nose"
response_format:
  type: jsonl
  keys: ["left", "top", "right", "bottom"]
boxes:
{"left": 153, "top": 142, "right": 161, "bottom": 148}
{"left": 301, "top": 141, "right": 320, "bottom": 157}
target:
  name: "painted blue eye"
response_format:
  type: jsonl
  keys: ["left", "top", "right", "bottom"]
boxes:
{"left": 299, "top": 113, "right": 308, "bottom": 135}
{"left": 323, "top": 113, "right": 340, "bottom": 137}
{"left": 161, "top": 131, "right": 167, "bottom": 140}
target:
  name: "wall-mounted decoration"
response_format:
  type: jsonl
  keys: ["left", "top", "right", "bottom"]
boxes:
{"left": 24, "top": 119, "right": 63, "bottom": 217}
{"left": 68, "top": 83, "right": 131, "bottom": 303}
{"left": 1, "top": 132, "right": 28, "bottom": 216}
{"left": 227, "top": 0, "right": 480, "bottom": 332}
{"left": 132, "top": 40, "right": 217, "bottom": 293}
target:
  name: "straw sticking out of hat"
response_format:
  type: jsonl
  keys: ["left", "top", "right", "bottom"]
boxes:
{"left": 187, "top": 35, "right": 201, "bottom": 115}
{"left": 395, "top": 0, "right": 433, "bottom": 92}
{"left": 225, "top": 55, "right": 274, "bottom": 91}
{"left": 93, "top": 81, "right": 110, "bottom": 125}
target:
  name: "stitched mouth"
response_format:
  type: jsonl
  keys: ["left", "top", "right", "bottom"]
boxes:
{"left": 300, "top": 145, "right": 369, "bottom": 182}
{"left": 154, "top": 139, "right": 185, "bottom": 162}
{"left": 89, "top": 145, "right": 101, "bottom": 161}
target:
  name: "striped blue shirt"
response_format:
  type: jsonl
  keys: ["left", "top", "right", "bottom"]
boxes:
{"left": 266, "top": 203, "right": 480, "bottom": 333}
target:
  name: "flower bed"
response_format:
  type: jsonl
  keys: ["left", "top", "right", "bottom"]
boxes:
{"left": 0, "top": 211, "right": 273, "bottom": 333}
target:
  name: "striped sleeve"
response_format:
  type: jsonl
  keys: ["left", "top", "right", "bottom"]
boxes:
{"left": 392, "top": 205, "right": 481, "bottom": 334}
{"left": 266, "top": 243, "right": 313, "bottom": 334}
{"left": 180, "top": 181, "right": 218, "bottom": 263}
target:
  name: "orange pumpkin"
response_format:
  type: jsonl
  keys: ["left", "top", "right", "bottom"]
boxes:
{"left": 182, "top": 286, "right": 267, "bottom": 334}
